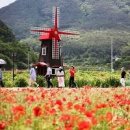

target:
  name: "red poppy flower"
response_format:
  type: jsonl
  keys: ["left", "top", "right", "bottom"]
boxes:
{"left": 55, "top": 100, "right": 62, "bottom": 106}
{"left": 48, "top": 108, "right": 56, "bottom": 115}
{"left": 12, "top": 105, "right": 25, "bottom": 116}
{"left": 106, "top": 112, "right": 113, "bottom": 122}
{"left": 96, "top": 103, "right": 107, "bottom": 109}
{"left": 60, "top": 114, "right": 71, "bottom": 122}
{"left": 25, "top": 95, "right": 36, "bottom": 103}
{"left": 33, "top": 106, "right": 42, "bottom": 117}
{"left": 85, "top": 111, "right": 94, "bottom": 118}
{"left": 0, "top": 121, "right": 6, "bottom": 130}
{"left": 67, "top": 102, "right": 73, "bottom": 109}
{"left": 25, "top": 118, "right": 32, "bottom": 126}
{"left": 62, "top": 97, "right": 66, "bottom": 102}
{"left": 65, "top": 127, "right": 73, "bottom": 130}
{"left": 78, "top": 121, "right": 91, "bottom": 130}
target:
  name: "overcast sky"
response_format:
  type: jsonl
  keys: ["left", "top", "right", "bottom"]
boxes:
{"left": 0, "top": 0, "right": 16, "bottom": 8}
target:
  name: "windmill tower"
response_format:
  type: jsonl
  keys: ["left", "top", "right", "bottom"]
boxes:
{"left": 31, "top": 7, "right": 78, "bottom": 75}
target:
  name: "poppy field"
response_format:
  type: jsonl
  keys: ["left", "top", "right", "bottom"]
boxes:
{"left": 0, "top": 87, "right": 130, "bottom": 130}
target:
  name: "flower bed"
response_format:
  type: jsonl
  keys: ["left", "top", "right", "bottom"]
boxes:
{"left": 0, "top": 87, "right": 130, "bottom": 130}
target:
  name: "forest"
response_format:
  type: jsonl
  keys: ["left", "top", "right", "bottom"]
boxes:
{"left": 0, "top": 20, "right": 37, "bottom": 69}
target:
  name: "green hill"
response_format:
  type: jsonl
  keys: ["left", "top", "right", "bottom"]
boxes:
{"left": 0, "top": 20, "right": 15, "bottom": 42}
{"left": 0, "top": 0, "right": 130, "bottom": 39}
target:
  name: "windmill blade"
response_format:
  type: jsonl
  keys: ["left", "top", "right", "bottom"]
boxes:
{"left": 31, "top": 27, "right": 51, "bottom": 35}
{"left": 53, "top": 6, "right": 60, "bottom": 28}
{"left": 52, "top": 38, "right": 59, "bottom": 59}
{"left": 60, "top": 30, "right": 80, "bottom": 39}
{"left": 59, "top": 31, "right": 79, "bottom": 35}
{"left": 31, "top": 27, "right": 50, "bottom": 30}
{"left": 31, "top": 29, "right": 51, "bottom": 33}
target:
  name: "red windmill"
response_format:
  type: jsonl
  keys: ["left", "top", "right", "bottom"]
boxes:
{"left": 31, "top": 7, "right": 78, "bottom": 75}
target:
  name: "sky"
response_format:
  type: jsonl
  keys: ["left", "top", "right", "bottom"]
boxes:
{"left": 0, "top": 0, "right": 16, "bottom": 8}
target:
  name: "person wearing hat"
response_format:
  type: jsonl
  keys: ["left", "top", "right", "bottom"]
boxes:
{"left": 56, "top": 66, "right": 65, "bottom": 88}
{"left": 0, "top": 66, "right": 4, "bottom": 87}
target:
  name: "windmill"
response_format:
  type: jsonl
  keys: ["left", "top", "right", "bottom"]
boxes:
{"left": 31, "top": 7, "right": 78, "bottom": 75}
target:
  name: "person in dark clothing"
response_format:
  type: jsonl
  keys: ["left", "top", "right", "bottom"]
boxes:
{"left": 45, "top": 65, "right": 53, "bottom": 88}
{"left": 69, "top": 66, "right": 76, "bottom": 88}
{"left": 0, "top": 66, "right": 4, "bottom": 87}
{"left": 120, "top": 67, "right": 126, "bottom": 87}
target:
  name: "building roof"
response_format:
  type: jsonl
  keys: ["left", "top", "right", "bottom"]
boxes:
{"left": 39, "top": 33, "right": 52, "bottom": 40}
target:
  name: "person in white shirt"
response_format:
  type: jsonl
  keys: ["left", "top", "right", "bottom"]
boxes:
{"left": 56, "top": 66, "right": 65, "bottom": 88}
{"left": 29, "top": 65, "right": 37, "bottom": 87}
{"left": 120, "top": 67, "right": 126, "bottom": 87}
{"left": 45, "top": 65, "right": 53, "bottom": 88}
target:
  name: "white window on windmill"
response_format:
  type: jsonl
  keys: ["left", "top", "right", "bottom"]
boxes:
{"left": 42, "top": 47, "right": 46, "bottom": 55}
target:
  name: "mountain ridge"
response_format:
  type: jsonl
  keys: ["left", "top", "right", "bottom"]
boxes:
{"left": 0, "top": 0, "right": 130, "bottom": 39}
{"left": 0, "top": 20, "right": 15, "bottom": 42}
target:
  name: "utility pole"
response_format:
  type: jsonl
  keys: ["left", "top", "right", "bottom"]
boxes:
{"left": 12, "top": 52, "right": 16, "bottom": 81}
{"left": 111, "top": 37, "right": 114, "bottom": 72}
{"left": 28, "top": 47, "right": 30, "bottom": 71}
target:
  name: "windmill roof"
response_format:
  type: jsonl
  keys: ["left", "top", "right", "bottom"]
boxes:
{"left": 39, "top": 33, "right": 52, "bottom": 40}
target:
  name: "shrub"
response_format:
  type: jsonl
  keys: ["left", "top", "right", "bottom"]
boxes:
{"left": 15, "top": 77, "right": 28, "bottom": 87}
{"left": 102, "top": 77, "right": 120, "bottom": 88}
{"left": 36, "top": 75, "right": 46, "bottom": 87}
{"left": 126, "top": 79, "right": 130, "bottom": 86}
{"left": 52, "top": 77, "right": 58, "bottom": 87}
{"left": 76, "top": 80, "right": 88, "bottom": 87}
{"left": 4, "top": 80, "right": 14, "bottom": 87}
{"left": 94, "top": 79, "right": 102, "bottom": 87}
{"left": 17, "top": 62, "right": 28, "bottom": 69}
{"left": 102, "top": 80, "right": 109, "bottom": 88}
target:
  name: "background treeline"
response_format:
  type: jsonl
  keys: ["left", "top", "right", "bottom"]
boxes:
{"left": 62, "top": 30, "right": 130, "bottom": 70}
{"left": 0, "top": 20, "right": 38, "bottom": 69}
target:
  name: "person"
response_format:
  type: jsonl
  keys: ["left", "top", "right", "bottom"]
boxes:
{"left": 120, "top": 67, "right": 126, "bottom": 87}
{"left": 56, "top": 66, "right": 65, "bottom": 88}
{"left": 69, "top": 66, "right": 76, "bottom": 88}
{"left": 0, "top": 66, "right": 4, "bottom": 87}
{"left": 45, "top": 64, "right": 53, "bottom": 88}
{"left": 29, "top": 65, "right": 37, "bottom": 87}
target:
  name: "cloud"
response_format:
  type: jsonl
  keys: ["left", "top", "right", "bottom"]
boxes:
{"left": 0, "top": 0, "right": 16, "bottom": 8}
